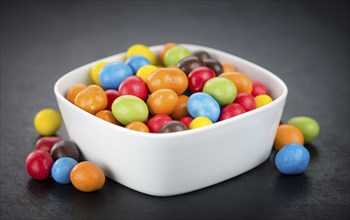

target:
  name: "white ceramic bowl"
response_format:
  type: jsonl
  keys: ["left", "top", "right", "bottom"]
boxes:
{"left": 54, "top": 44, "right": 288, "bottom": 196}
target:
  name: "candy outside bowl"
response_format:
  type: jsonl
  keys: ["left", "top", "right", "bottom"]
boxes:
{"left": 54, "top": 44, "right": 288, "bottom": 196}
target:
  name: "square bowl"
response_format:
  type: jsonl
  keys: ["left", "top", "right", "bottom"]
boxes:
{"left": 54, "top": 44, "right": 288, "bottom": 196}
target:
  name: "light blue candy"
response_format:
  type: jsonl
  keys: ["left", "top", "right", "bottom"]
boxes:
{"left": 125, "top": 55, "right": 151, "bottom": 73}
{"left": 99, "top": 62, "right": 133, "bottom": 90}
{"left": 187, "top": 92, "right": 220, "bottom": 122}
{"left": 275, "top": 143, "right": 310, "bottom": 175}
{"left": 51, "top": 157, "right": 78, "bottom": 184}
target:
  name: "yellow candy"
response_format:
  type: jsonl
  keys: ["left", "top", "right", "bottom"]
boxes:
{"left": 255, "top": 94, "right": 273, "bottom": 108}
{"left": 34, "top": 108, "right": 61, "bottom": 136}
{"left": 126, "top": 44, "right": 157, "bottom": 65}
{"left": 136, "top": 65, "right": 159, "bottom": 83}
{"left": 90, "top": 62, "right": 108, "bottom": 85}
{"left": 189, "top": 116, "right": 212, "bottom": 129}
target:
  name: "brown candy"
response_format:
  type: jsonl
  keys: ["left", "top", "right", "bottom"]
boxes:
{"left": 160, "top": 121, "right": 187, "bottom": 133}
{"left": 203, "top": 58, "right": 223, "bottom": 75}
{"left": 176, "top": 56, "right": 204, "bottom": 75}
{"left": 50, "top": 140, "right": 83, "bottom": 162}
{"left": 193, "top": 51, "right": 211, "bottom": 61}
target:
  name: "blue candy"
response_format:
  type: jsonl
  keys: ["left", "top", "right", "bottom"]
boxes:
{"left": 125, "top": 55, "right": 151, "bottom": 73}
{"left": 99, "top": 62, "right": 133, "bottom": 90}
{"left": 51, "top": 157, "right": 78, "bottom": 184}
{"left": 275, "top": 143, "right": 310, "bottom": 175}
{"left": 187, "top": 92, "right": 220, "bottom": 122}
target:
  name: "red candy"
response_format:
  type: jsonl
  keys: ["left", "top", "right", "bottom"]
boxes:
{"left": 179, "top": 116, "right": 194, "bottom": 128}
{"left": 118, "top": 76, "right": 148, "bottom": 101}
{"left": 252, "top": 81, "right": 268, "bottom": 97}
{"left": 234, "top": 93, "right": 256, "bottom": 112}
{"left": 188, "top": 67, "right": 216, "bottom": 93}
{"left": 25, "top": 150, "right": 54, "bottom": 180}
{"left": 146, "top": 114, "right": 172, "bottom": 133}
{"left": 35, "top": 136, "right": 62, "bottom": 153}
{"left": 218, "top": 103, "right": 245, "bottom": 121}
{"left": 105, "top": 89, "right": 119, "bottom": 110}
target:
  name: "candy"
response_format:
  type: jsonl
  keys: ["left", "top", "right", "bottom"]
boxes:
{"left": 170, "top": 95, "right": 190, "bottom": 120}
{"left": 126, "top": 44, "right": 156, "bottom": 65}
{"left": 275, "top": 143, "right": 310, "bottom": 175}
{"left": 147, "top": 67, "right": 188, "bottom": 95}
{"left": 26, "top": 150, "right": 54, "bottom": 180}
{"left": 99, "top": 62, "right": 133, "bottom": 90}
{"left": 70, "top": 161, "right": 105, "bottom": 192}
{"left": 164, "top": 45, "right": 191, "bottom": 67}
{"left": 252, "top": 81, "right": 268, "bottom": 97}
{"left": 219, "top": 72, "right": 253, "bottom": 94}
{"left": 147, "top": 114, "right": 172, "bottom": 133}
{"left": 188, "top": 67, "right": 216, "bottom": 93}
{"left": 66, "top": 83, "right": 87, "bottom": 103}
{"left": 147, "top": 89, "right": 178, "bottom": 115}
{"left": 221, "top": 62, "right": 236, "bottom": 72}
{"left": 176, "top": 56, "right": 204, "bottom": 75}
{"left": 105, "top": 89, "right": 119, "bottom": 110}
{"left": 233, "top": 93, "right": 256, "bottom": 112}
{"left": 160, "top": 42, "right": 177, "bottom": 63}
{"left": 33, "top": 108, "right": 61, "bottom": 136}
{"left": 189, "top": 116, "right": 212, "bottom": 129}
{"left": 218, "top": 103, "right": 245, "bottom": 121}
{"left": 179, "top": 116, "right": 193, "bottom": 128}
{"left": 203, "top": 77, "right": 237, "bottom": 106}
{"left": 74, "top": 85, "right": 107, "bottom": 114}
{"left": 51, "top": 140, "right": 83, "bottom": 162}
{"left": 287, "top": 116, "right": 320, "bottom": 143}
{"left": 125, "top": 55, "right": 151, "bottom": 73}
{"left": 118, "top": 76, "right": 148, "bottom": 101}
{"left": 95, "top": 110, "right": 119, "bottom": 125}
{"left": 203, "top": 58, "right": 223, "bottom": 75}
{"left": 274, "top": 124, "right": 304, "bottom": 151}
{"left": 51, "top": 157, "right": 78, "bottom": 184}
{"left": 35, "top": 136, "right": 62, "bottom": 153}
{"left": 125, "top": 121, "right": 149, "bottom": 133}
{"left": 255, "top": 94, "right": 273, "bottom": 108}
{"left": 136, "top": 65, "right": 158, "bottom": 83}
{"left": 193, "top": 50, "right": 211, "bottom": 61}
{"left": 160, "top": 121, "right": 187, "bottom": 133}
{"left": 112, "top": 95, "right": 149, "bottom": 125}
{"left": 187, "top": 92, "right": 220, "bottom": 122}
{"left": 90, "top": 62, "right": 107, "bottom": 85}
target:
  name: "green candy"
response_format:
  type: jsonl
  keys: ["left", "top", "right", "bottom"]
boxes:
{"left": 112, "top": 95, "right": 149, "bottom": 125}
{"left": 203, "top": 77, "right": 237, "bottom": 106}
{"left": 287, "top": 116, "right": 320, "bottom": 143}
{"left": 164, "top": 45, "right": 191, "bottom": 67}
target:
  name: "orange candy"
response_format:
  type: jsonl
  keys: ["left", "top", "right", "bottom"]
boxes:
{"left": 74, "top": 85, "right": 107, "bottom": 114}
{"left": 219, "top": 72, "right": 253, "bottom": 94}
{"left": 147, "top": 89, "right": 178, "bottom": 115}
{"left": 274, "top": 124, "right": 304, "bottom": 151}
{"left": 170, "top": 95, "right": 190, "bottom": 120}
{"left": 95, "top": 110, "right": 120, "bottom": 125}
{"left": 70, "top": 161, "right": 105, "bottom": 192}
{"left": 147, "top": 67, "right": 188, "bottom": 95}
{"left": 221, "top": 62, "right": 236, "bottom": 72}
{"left": 66, "top": 84, "right": 87, "bottom": 103}
{"left": 125, "top": 121, "right": 149, "bottom": 133}
{"left": 160, "top": 42, "right": 177, "bottom": 64}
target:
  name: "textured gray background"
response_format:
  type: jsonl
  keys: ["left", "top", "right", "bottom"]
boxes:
{"left": 1, "top": 1, "right": 349, "bottom": 219}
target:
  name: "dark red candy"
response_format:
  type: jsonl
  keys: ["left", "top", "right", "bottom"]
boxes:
{"left": 35, "top": 136, "right": 62, "bottom": 153}
{"left": 203, "top": 58, "right": 223, "bottom": 75}
{"left": 234, "top": 93, "right": 256, "bottom": 112}
{"left": 178, "top": 116, "right": 194, "bottom": 128}
{"left": 146, "top": 114, "right": 172, "bottom": 133}
{"left": 188, "top": 67, "right": 216, "bottom": 93}
{"left": 218, "top": 103, "right": 245, "bottom": 121}
{"left": 176, "top": 56, "right": 204, "bottom": 75}
{"left": 193, "top": 51, "right": 211, "bottom": 61}
{"left": 25, "top": 150, "right": 54, "bottom": 180}
{"left": 118, "top": 76, "right": 148, "bottom": 101}
{"left": 50, "top": 140, "right": 83, "bottom": 162}
{"left": 252, "top": 81, "right": 268, "bottom": 97}
{"left": 160, "top": 121, "right": 187, "bottom": 133}
{"left": 105, "top": 89, "right": 119, "bottom": 110}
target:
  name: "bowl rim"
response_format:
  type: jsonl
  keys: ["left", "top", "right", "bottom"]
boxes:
{"left": 54, "top": 43, "right": 288, "bottom": 139}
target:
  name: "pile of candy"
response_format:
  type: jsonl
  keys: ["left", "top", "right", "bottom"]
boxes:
{"left": 26, "top": 43, "right": 321, "bottom": 193}
{"left": 67, "top": 43, "right": 273, "bottom": 133}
